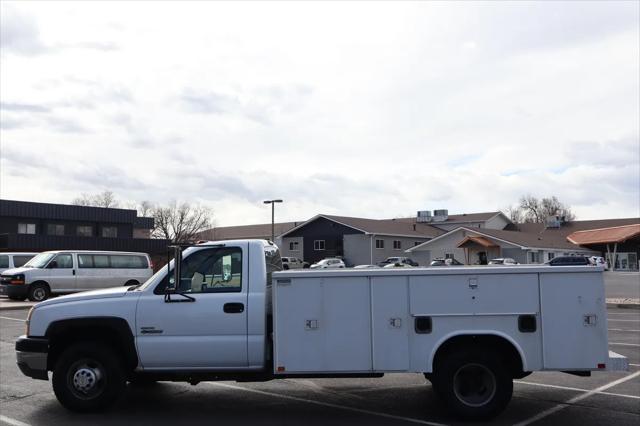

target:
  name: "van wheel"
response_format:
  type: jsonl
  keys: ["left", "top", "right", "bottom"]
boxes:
{"left": 433, "top": 351, "right": 512, "bottom": 420}
{"left": 124, "top": 280, "right": 140, "bottom": 287}
{"left": 53, "top": 342, "right": 125, "bottom": 412}
{"left": 28, "top": 283, "right": 50, "bottom": 302}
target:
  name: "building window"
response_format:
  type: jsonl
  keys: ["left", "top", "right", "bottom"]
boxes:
{"left": 289, "top": 241, "right": 299, "bottom": 251}
{"left": 18, "top": 223, "right": 36, "bottom": 234}
{"left": 375, "top": 239, "right": 384, "bottom": 249}
{"left": 47, "top": 224, "right": 65, "bottom": 236}
{"left": 547, "top": 252, "right": 555, "bottom": 261}
{"left": 314, "top": 240, "right": 325, "bottom": 250}
{"left": 77, "top": 226, "right": 93, "bottom": 237}
{"left": 445, "top": 253, "right": 454, "bottom": 259}
{"left": 102, "top": 226, "right": 118, "bottom": 238}
{"left": 393, "top": 240, "right": 402, "bottom": 250}
{"left": 529, "top": 252, "right": 539, "bottom": 263}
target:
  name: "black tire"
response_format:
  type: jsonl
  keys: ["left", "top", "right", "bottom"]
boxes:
{"left": 282, "top": 264, "right": 289, "bottom": 270}
{"left": 52, "top": 341, "right": 125, "bottom": 412}
{"left": 432, "top": 350, "right": 512, "bottom": 420}
{"left": 28, "top": 282, "right": 50, "bottom": 302}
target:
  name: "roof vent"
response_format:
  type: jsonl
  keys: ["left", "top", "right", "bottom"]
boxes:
{"left": 417, "top": 210, "right": 432, "bottom": 222}
{"left": 433, "top": 209, "right": 449, "bottom": 222}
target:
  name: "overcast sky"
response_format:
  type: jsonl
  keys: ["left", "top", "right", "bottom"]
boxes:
{"left": 1, "top": 1, "right": 638, "bottom": 226}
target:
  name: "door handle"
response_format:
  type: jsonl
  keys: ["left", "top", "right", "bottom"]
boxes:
{"left": 223, "top": 303, "right": 244, "bottom": 314}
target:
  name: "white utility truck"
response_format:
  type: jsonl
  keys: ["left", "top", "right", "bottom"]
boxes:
{"left": 15, "top": 240, "right": 627, "bottom": 420}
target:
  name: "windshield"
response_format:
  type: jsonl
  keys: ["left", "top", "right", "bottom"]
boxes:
{"left": 23, "top": 253, "right": 56, "bottom": 268}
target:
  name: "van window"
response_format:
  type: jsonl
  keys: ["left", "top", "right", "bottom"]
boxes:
{"left": 78, "top": 254, "right": 94, "bottom": 268}
{"left": 110, "top": 255, "right": 147, "bottom": 269}
{"left": 52, "top": 254, "right": 73, "bottom": 268}
{"left": 13, "top": 255, "right": 34, "bottom": 267}
{"left": 0, "top": 255, "right": 8, "bottom": 269}
{"left": 93, "top": 255, "right": 110, "bottom": 268}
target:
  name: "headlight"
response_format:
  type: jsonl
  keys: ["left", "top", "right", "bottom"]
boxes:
{"left": 10, "top": 274, "right": 25, "bottom": 285}
{"left": 25, "top": 307, "right": 35, "bottom": 336}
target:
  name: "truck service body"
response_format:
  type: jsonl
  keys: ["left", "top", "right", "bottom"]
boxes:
{"left": 15, "top": 239, "right": 628, "bottom": 419}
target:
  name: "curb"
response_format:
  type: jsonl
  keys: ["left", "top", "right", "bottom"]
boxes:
{"left": 606, "top": 303, "right": 640, "bottom": 310}
{"left": 0, "top": 305, "right": 34, "bottom": 311}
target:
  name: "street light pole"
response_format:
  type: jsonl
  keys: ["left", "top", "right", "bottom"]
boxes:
{"left": 263, "top": 199, "right": 283, "bottom": 242}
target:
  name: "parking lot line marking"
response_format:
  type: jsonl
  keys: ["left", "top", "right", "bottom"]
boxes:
{"left": 0, "top": 415, "right": 32, "bottom": 426}
{"left": 0, "top": 316, "right": 25, "bottom": 323}
{"left": 608, "top": 319, "right": 640, "bottom": 322}
{"left": 352, "top": 383, "right": 428, "bottom": 393}
{"left": 211, "top": 382, "right": 447, "bottom": 426}
{"left": 608, "top": 328, "right": 640, "bottom": 332}
{"left": 515, "top": 381, "right": 640, "bottom": 400}
{"left": 514, "top": 370, "right": 640, "bottom": 426}
{"left": 610, "top": 342, "right": 640, "bottom": 347}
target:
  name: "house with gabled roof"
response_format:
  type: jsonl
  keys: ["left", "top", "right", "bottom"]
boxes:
{"left": 199, "top": 210, "right": 512, "bottom": 266}
{"left": 407, "top": 217, "right": 639, "bottom": 269}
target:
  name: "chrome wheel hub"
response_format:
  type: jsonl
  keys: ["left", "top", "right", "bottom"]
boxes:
{"left": 72, "top": 367, "right": 101, "bottom": 393}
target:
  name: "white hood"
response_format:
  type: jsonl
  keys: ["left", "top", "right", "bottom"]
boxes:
{"left": 0, "top": 267, "right": 36, "bottom": 276}
{"left": 35, "top": 286, "right": 130, "bottom": 308}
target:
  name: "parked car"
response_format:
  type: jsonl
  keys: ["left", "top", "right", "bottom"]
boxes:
{"left": 430, "top": 258, "right": 463, "bottom": 266}
{"left": 589, "top": 256, "right": 609, "bottom": 270}
{"left": 383, "top": 262, "right": 413, "bottom": 268}
{"left": 377, "top": 257, "right": 419, "bottom": 267}
{"left": 545, "top": 256, "right": 591, "bottom": 266}
{"left": 0, "top": 252, "right": 38, "bottom": 275}
{"left": 281, "top": 257, "right": 310, "bottom": 270}
{"left": 488, "top": 258, "right": 519, "bottom": 265}
{"left": 0, "top": 250, "right": 153, "bottom": 302}
{"left": 353, "top": 264, "right": 380, "bottom": 269}
{"left": 310, "top": 258, "right": 346, "bottom": 269}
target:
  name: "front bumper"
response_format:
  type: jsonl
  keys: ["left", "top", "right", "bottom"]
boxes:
{"left": 15, "top": 335, "right": 49, "bottom": 380}
{"left": 0, "top": 284, "right": 28, "bottom": 299}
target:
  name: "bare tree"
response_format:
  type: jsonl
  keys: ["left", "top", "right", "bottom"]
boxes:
{"left": 517, "top": 194, "right": 575, "bottom": 223}
{"left": 151, "top": 201, "right": 214, "bottom": 243}
{"left": 540, "top": 196, "right": 575, "bottom": 222}
{"left": 502, "top": 204, "right": 524, "bottom": 223}
{"left": 72, "top": 190, "right": 119, "bottom": 208}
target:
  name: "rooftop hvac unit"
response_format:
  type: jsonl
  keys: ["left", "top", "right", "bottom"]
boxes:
{"left": 545, "top": 216, "right": 562, "bottom": 228}
{"left": 433, "top": 209, "right": 449, "bottom": 222}
{"left": 416, "top": 210, "right": 432, "bottom": 222}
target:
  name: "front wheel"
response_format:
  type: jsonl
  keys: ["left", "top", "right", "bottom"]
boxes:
{"left": 28, "top": 283, "right": 50, "bottom": 302}
{"left": 432, "top": 351, "right": 512, "bottom": 420}
{"left": 53, "top": 342, "right": 125, "bottom": 412}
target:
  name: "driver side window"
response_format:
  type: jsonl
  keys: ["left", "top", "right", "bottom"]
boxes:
{"left": 51, "top": 254, "right": 73, "bottom": 268}
{"left": 155, "top": 247, "right": 242, "bottom": 294}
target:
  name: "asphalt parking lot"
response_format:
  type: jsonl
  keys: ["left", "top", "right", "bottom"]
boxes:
{"left": 0, "top": 304, "right": 638, "bottom": 426}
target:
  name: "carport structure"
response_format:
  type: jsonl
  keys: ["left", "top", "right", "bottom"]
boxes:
{"left": 567, "top": 224, "right": 640, "bottom": 271}
{"left": 456, "top": 235, "right": 499, "bottom": 265}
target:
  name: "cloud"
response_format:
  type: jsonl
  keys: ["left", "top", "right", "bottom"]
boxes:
{"left": 0, "top": 102, "right": 50, "bottom": 113}
{"left": 0, "top": 5, "right": 47, "bottom": 55}
{"left": 45, "top": 117, "right": 91, "bottom": 134}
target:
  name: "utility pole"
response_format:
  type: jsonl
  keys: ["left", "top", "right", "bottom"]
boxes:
{"left": 263, "top": 199, "right": 283, "bottom": 242}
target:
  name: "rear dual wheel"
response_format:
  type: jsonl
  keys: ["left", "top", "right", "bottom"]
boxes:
{"left": 432, "top": 351, "right": 512, "bottom": 420}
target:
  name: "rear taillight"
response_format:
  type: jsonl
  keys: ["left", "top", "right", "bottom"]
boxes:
{"left": 149, "top": 259, "right": 154, "bottom": 270}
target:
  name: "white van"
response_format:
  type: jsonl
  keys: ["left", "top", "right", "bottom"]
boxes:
{"left": 0, "top": 251, "right": 153, "bottom": 302}
{"left": 0, "top": 252, "right": 38, "bottom": 275}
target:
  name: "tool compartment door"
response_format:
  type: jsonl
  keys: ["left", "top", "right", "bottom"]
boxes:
{"left": 371, "top": 276, "right": 410, "bottom": 371}
{"left": 273, "top": 276, "right": 372, "bottom": 373}
{"left": 539, "top": 271, "right": 608, "bottom": 369}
